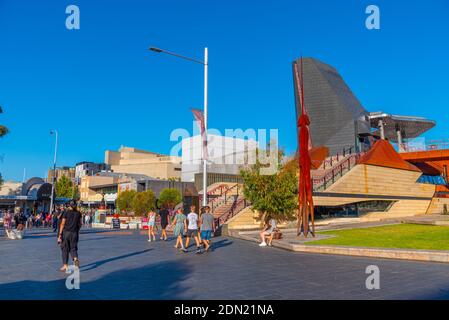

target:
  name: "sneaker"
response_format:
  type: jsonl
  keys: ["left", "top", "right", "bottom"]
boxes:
{"left": 181, "top": 248, "right": 187, "bottom": 253}
{"left": 160, "top": 237, "right": 163, "bottom": 240}
{"left": 196, "top": 249, "right": 202, "bottom": 254}
{"left": 148, "top": 239, "right": 152, "bottom": 242}
{"left": 259, "top": 242, "right": 267, "bottom": 247}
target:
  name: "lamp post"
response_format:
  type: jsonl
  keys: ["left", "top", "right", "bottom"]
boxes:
{"left": 49, "top": 130, "right": 58, "bottom": 214}
{"left": 149, "top": 46, "right": 209, "bottom": 207}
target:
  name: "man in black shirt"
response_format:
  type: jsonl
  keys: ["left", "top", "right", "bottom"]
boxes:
{"left": 58, "top": 201, "right": 82, "bottom": 272}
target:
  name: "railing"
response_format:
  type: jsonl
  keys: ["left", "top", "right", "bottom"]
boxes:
{"left": 209, "top": 184, "right": 240, "bottom": 211}
{"left": 321, "top": 146, "right": 355, "bottom": 170}
{"left": 313, "top": 153, "right": 363, "bottom": 191}
{"left": 215, "top": 198, "right": 250, "bottom": 228}
{"left": 199, "top": 184, "right": 232, "bottom": 204}
{"left": 401, "top": 139, "right": 449, "bottom": 153}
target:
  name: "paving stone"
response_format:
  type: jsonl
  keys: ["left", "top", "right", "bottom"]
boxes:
{"left": 1, "top": 227, "right": 449, "bottom": 299}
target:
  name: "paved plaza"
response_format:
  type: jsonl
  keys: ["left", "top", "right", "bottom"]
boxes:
{"left": 1, "top": 228, "right": 449, "bottom": 300}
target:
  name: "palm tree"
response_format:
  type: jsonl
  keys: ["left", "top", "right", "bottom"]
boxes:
{"left": 0, "top": 106, "right": 8, "bottom": 137}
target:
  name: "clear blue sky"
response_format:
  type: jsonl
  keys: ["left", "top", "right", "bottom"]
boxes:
{"left": 0, "top": 0, "right": 448, "bottom": 181}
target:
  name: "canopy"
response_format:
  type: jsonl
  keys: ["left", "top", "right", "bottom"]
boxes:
{"left": 358, "top": 140, "right": 420, "bottom": 172}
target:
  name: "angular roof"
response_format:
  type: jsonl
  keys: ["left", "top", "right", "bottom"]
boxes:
{"left": 358, "top": 140, "right": 420, "bottom": 172}
{"left": 368, "top": 112, "right": 436, "bottom": 142}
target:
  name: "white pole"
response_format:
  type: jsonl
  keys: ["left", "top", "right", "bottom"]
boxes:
{"left": 202, "top": 47, "right": 208, "bottom": 207}
{"left": 49, "top": 130, "right": 58, "bottom": 214}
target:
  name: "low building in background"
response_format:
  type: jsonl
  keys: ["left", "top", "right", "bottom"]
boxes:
{"left": 78, "top": 170, "right": 197, "bottom": 210}
{"left": 105, "top": 146, "right": 181, "bottom": 180}
{"left": 79, "top": 172, "right": 121, "bottom": 206}
{"left": 47, "top": 166, "right": 76, "bottom": 183}
{"left": 0, "top": 177, "right": 52, "bottom": 213}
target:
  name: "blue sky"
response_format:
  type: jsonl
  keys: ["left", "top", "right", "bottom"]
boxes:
{"left": 0, "top": 0, "right": 448, "bottom": 181}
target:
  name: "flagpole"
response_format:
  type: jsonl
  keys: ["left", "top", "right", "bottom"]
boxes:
{"left": 202, "top": 47, "right": 208, "bottom": 207}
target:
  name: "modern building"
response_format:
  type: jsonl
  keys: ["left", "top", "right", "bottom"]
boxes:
{"left": 75, "top": 161, "right": 111, "bottom": 184}
{"left": 105, "top": 146, "right": 182, "bottom": 180}
{"left": 292, "top": 57, "right": 435, "bottom": 155}
{"left": 181, "top": 134, "right": 258, "bottom": 184}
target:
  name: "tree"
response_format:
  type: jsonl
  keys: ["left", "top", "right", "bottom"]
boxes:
{"left": 55, "top": 175, "right": 77, "bottom": 198}
{"left": 116, "top": 190, "right": 137, "bottom": 214}
{"left": 132, "top": 190, "right": 156, "bottom": 216}
{"left": 158, "top": 188, "right": 182, "bottom": 209}
{"left": 0, "top": 106, "right": 8, "bottom": 138}
{"left": 240, "top": 153, "right": 297, "bottom": 223}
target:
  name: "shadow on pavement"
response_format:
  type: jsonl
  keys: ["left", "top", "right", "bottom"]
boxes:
{"left": 81, "top": 249, "right": 152, "bottom": 271}
{"left": 0, "top": 260, "right": 193, "bottom": 300}
{"left": 212, "top": 238, "right": 233, "bottom": 250}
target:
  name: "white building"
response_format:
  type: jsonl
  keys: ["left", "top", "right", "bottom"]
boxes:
{"left": 181, "top": 134, "right": 258, "bottom": 182}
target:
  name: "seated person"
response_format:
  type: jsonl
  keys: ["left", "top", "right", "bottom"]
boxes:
{"left": 259, "top": 216, "right": 277, "bottom": 247}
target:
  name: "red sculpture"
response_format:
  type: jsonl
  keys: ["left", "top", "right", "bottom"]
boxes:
{"left": 294, "top": 58, "right": 315, "bottom": 237}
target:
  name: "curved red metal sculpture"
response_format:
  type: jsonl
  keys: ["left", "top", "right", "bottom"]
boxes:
{"left": 294, "top": 58, "right": 315, "bottom": 237}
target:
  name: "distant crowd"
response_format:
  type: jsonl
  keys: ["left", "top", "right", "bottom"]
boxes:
{"left": 0, "top": 206, "right": 94, "bottom": 235}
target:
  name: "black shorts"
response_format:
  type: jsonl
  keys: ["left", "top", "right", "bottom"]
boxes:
{"left": 186, "top": 229, "right": 198, "bottom": 237}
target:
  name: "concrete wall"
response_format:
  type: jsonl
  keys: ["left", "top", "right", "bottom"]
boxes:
{"left": 427, "top": 198, "right": 449, "bottom": 214}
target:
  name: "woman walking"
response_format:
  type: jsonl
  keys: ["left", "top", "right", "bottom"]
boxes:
{"left": 172, "top": 208, "right": 187, "bottom": 251}
{"left": 158, "top": 206, "right": 170, "bottom": 241}
{"left": 147, "top": 210, "right": 156, "bottom": 242}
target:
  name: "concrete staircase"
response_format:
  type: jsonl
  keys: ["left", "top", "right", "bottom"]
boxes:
{"left": 312, "top": 153, "right": 361, "bottom": 191}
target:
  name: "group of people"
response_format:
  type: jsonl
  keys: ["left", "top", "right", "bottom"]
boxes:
{"left": 147, "top": 205, "right": 216, "bottom": 254}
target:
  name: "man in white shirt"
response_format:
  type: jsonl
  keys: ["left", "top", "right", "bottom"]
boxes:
{"left": 184, "top": 205, "right": 201, "bottom": 253}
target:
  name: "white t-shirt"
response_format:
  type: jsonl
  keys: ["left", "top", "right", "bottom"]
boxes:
{"left": 187, "top": 212, "right": 198, "bottom": 230}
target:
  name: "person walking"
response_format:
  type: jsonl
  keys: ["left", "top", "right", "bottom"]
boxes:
{"left": 185, "top": 205, "right": 201, "bottom": 254}
{"left": 52, "top": 209, "right": 59, "bottom": 233}
{"left": 172, "top": 208, "right": 187, "bottom": 251}
{"left": 57, "top": 201, "right": 82, "bottom": 272}
{"left": 3, "top": 210, "right": 12, "bottom": 237}
{"left": 200, "top": 206, "right": 215, "bottom": 252}
{"left": 158, "top": 206, "right": 170, "bottom": 241}
{"left": 147, "top": 210, "right": 156, "bottom": 242}
{"left": 84, "top": 213, "right": 90, "bottom": 228}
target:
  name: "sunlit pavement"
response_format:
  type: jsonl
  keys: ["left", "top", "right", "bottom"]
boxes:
{"left": 1, "top": 228, "right": 449, "bottom": 300}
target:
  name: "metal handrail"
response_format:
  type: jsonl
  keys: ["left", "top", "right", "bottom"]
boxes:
{"left": 215, "top": 197, "right": 249, "bottom": 228}
{"left": 313, "top": 153, "right": 363, "bottom": 191}
{"left": 199, "top": 184, "right": 231, "bottom": 203}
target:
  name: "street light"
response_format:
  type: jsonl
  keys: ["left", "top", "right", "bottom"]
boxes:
{"left": 49, "top": 130, "right": 58, "bottom": 214}
{"left": 149, "top": 46, "right": 209, "bottom": 207}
